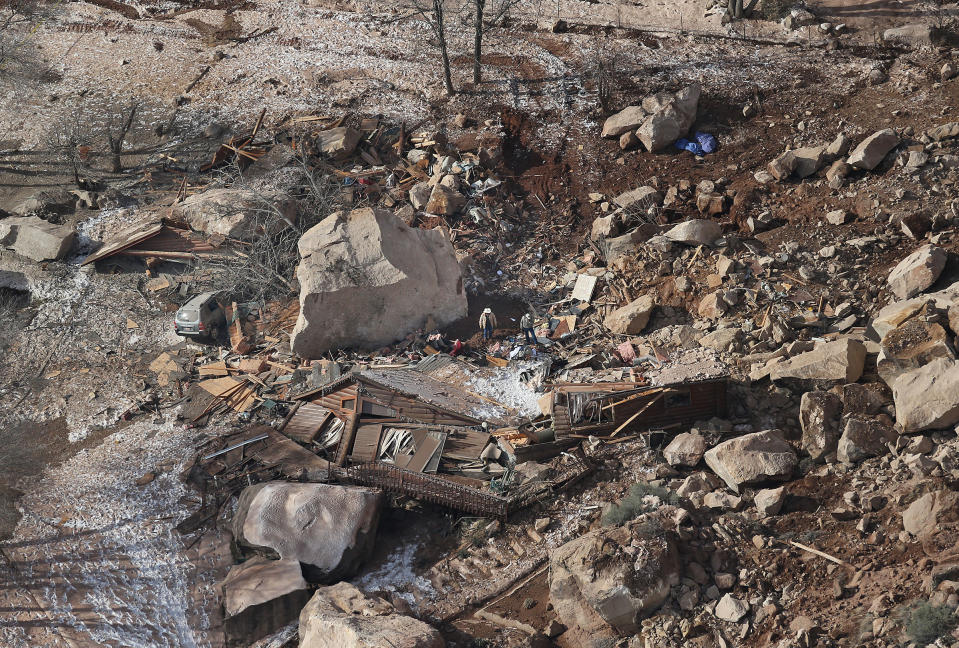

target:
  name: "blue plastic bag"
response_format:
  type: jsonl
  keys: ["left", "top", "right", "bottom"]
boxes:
{"left": 695, "top": 132, "right": 718, "bottom": 154}
{"left": 675, "top": 138, "right": 704, "bottom": 156}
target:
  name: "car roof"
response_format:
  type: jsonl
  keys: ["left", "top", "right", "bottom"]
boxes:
{"left": 180, "top": 292, "right": 218, "bottom": 309}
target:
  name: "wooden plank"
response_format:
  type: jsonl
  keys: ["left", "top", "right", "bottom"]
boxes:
{"left": 571, "top": 274, "right": 598, "bottom": 303}
{"left": 407, "top": 434, "right": 442, "bottom": 473}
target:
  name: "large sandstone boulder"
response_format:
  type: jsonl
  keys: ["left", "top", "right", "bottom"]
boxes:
{"left": 883, "top": 23, "right": 936, "bottom": 48}
{"left": 663, "top": 431, "right": 706, "bottom": 467}
{"left": 902, "top": 490, "right": 959, "bottom": 537}
{"left": 290, "top": 208, "right": 468, "bottom": 358}
{"left": 635, "top": 84, "right": 701, "bottom": 152}
{"left": 799, "top": 391, "right": 842, "bottom": 462}
{"left": 664, "top": 219, "right": 722, "bottom": 246}
{"left": 871, "top": 280, "right": 959, "bottom": 340}
{"left": 891, "top": 357, "right": 959, "bottom": 433}
{"left": 220, "top": 557, "right": 311, "bottom": 647}
{"left": 233, "top": 481, "right": 381, "bottom": 582}
{"left": 704, "top": 430, "right": 797, "bottom": 492}
{"left": 549, "top": 520, "right": 680, "bottom": 647}
{"left": 887, "top": 245, "right": 947, "bottom": 300}
{"left": 604, "top": 294, "right": 655, "bottom": 335}
{"left": 299, "top": 582, "right": 444, "bottom": 648}
{"left": 11, "top": 187, "right": 76, "bottom": 217}
{"left": 837, "top": 416, "right": 898, "bottom": 464}
{"left": 847, "top": 129, "right": 900, "bottom": 170}
{"left": 602, "top": 106, "right": 648, "bottom": 138}
{"left": 171, "top": 188, "right": 297, "bottom": 239}
{"left": 0, "top": 216, "right": 76, "bottom": 261}
{"left": 769, "top": 338, "right": 866, "bottom": 383}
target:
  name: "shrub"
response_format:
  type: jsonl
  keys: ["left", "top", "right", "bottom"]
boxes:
{"left": 900, "top": 601, "right": 957, "bottom": 645}
{"left": 601, "top": 482, "right": 679, "bottom": 527}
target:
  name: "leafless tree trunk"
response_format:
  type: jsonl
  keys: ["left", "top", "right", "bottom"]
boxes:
{"left": 433, "top": 0, "right": 455, "bottom": 95}
{"left": 107, "top": 102, "right": 138, "bottom": 174}
{"left": 473, "top": 0, "right": 485, "bottom": 84}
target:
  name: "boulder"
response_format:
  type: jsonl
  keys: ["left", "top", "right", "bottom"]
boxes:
{"left": 0, "top": 216, "right": 76, "bottom": 262}
{"left": 614, "top": 186, "right": 662, "bottom": 210}
{"left": 698, "top": 290, "right": 728, "bottom": 319}
{"left": 233, "top": 481, "right": 381, "bottom": 582}
{"left": 699, "top": 327, "right": 740, "bottom": 352}
{"left": 603, "top": 294, "right": 655, "bottom": 335}
{"left": 591, "top": 215, "right": 618, "bottom": 242}
{"left": 549, "top": 521, "right": 679, "bottom": 647}
{"left": 299, "top": 582, "right": 444, "bottom": 648}
{"left": 664, "top": 219, "right": 722, "bottom": 246}
{"left": 840, "top": 383, "right": 888, "bottom": 416}
{"left": 799, "top": 391, "right": 843, "bottom": 462}
{"left": 291, "top": 208, "right": 467, "bottom": 357}
{"left": 316, "top": 126, "right": 361, "bottom": 158}
{"left": 877, "top": 320, "right": 955, "bottom": 386}
{"left": 171, "top": 188, "right": 297, "bottom": 239}
{"left": 704, "top": 430, "right": 797, "bottom": 493}
{"left": 409, "top": 182, "right": 432, "bottom": 210}
{"left": 825, "top": 133, "right": 851, "bottom": 159}
{"left": 871, "top": 280, "right": 959, "bottom": 340}
{"left": 847, "top": 129, "right": 899, "bottom": 171}
{"left": 604, "top": 224, "right": 660, "bottom": 268}
{"left": 715, "top": 594, "right": 749, "bottom": 622}
{"left": 886, "top": 244, "right": 947, "bottom": 300}
{"left": 792, "top": 146, "right": 826, "bottom": 178}
{"left": 768, "top": 338, "right": 866, "bottom": 383}
{"left": 663, "top": 432, "right": 706, "bottom": 467}
{"left": 891, "top": 358, "right": 959, "bottom": 433}
{"left": 767, "top": 150, "right": 798, "bottom": 181}
{"left": 11, "top": 187, "right": 75, "bottom": 217}
{"left": 754, "top": 486, "right": 786, "bottom": 517}
{"left": 902, "top": 490, "right": 959, "bottom": 537}
{"left": 635, "top": 84, "right": 701, "bottom": 152}
{"left": 882, "top": 23, "right": 935, "bottom": 48}
{"left": 220, "top": 557, "right": 311, "bottom": 647}
{"left": 602, "top": 106, "right": 648, "bottom": 138}
{"left": 425, "top": 184, "right": 465, "bottom": 216}
{"left": 837, "top": 416, "right": 898, "bottom": 464}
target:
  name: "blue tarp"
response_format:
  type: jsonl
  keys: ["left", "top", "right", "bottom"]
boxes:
{"left": 676, "top": 132, "right": 718, "bottom": 156}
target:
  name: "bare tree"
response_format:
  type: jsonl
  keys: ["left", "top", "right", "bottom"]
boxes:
{"left": 727, "top": 0, "right": 759, "bottom": 20}
{"left": 106, "top": 101, "right": 139, "bottom": 174}
{"left": 401, "top": 0, "right": 457, "bottom": 96}
{"left": 473, "top": 0, "right": 485, "bottom": 84}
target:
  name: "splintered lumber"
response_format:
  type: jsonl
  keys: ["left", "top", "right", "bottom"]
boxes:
{"left": 611, "top": 390, "right": 667, "bottom": 437}
{"left": 788, "top": 540, "right": 855, "bottom": 568}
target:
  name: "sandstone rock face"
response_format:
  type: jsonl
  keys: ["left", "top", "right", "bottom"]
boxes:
{"left": 902, "top": 490, "right": 959, "bottom": 537}
{"left": 847, "top": 129, "right": 900, "bottom": 170}
{"left": 663, "top": 432, "right": 706, "bottom": 467}
{"left": 299, "top": 582, "right": 445, "bottom": 648}
{"left": 171, "top": 188, "right": 297, "bottom": 239}
{"left": 220, "top": 557, "right": 311, "bottom": 647}
{"left": 769, "top": 338, "right": 866, "bottom": 383}
{"left": 635, "top": 84, "right": 701, "bottom": 152}
{"left": 233, "top": 481, "right": 382, "bottom": 582}
{"left": 603, "top": 294, "right": 655, "bottom": 335}
{"left": 886, "top": 245, "right": 947, "bottom": 300}
{"left": 291, "top": 208, "right": 467, "bottom": 358}
{"left": 664, "top": 219, "right": 722, "bottom": 246}
{"left": 837, "top": 416, "right": 898, "bottom": 464}
{"left": 892, "top": 358, "right": 959, "bottom": 433}
{"left": 602, "top": 106, "right": 648, "bottom": 138}
{"left": 0, "top": 216, "right": 76, "bottom": 261}
{"left": 549, "top": 521, "right": 680, "bottom": 647}
{"left": 704, "top": 430, "right": 797, "bottom": 492}
{"left": 800, "top": 391, "right": 843, "bottom": 462}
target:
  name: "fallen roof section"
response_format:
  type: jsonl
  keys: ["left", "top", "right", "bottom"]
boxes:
{"left": 81, "top": 219, "right": 227, "bottom": 266}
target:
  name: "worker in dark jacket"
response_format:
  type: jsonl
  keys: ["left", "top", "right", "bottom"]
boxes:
{"left": 479, "top": 308, "right": 496, "bottom": 340}
{"left": 520, "top": 312, "right": 537, "bottom": 345}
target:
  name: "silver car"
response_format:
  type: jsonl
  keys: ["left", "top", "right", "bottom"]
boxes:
{"left": 174, "top": 292, "right": 226, "bottom": 341}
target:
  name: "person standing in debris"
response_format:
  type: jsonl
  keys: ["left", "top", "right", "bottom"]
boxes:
{"left": 479, "top": 307, "right": 496, "bottom": 340}
{"left": 520, "top": 312, "right": 537, "bottom": 345}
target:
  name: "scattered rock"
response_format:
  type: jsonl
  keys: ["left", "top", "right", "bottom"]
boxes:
{"left": 755, "top": 486, "right": 787, "bottom": 517}
{"left": 0, "top": 216, "right": 76, "bottom": 262}
{"left": 299, "top": 582, "right": 444, "bottom": 648}
{"left": 171, "top": 188, "right": 297, "bottom": 239}
{"left": 603, "top": 294, "right": 655, "bottom": 335}
{"left": 877, "top": 320, "right": 955, "bottom": 386}
{"left": 800, "top": 391, "right": 843, "bottom": 462}
{"left": 425, "top": 184, "right": 465, "bottom": 216}
{"left": 886, "top": 244, "right": 947, "bottom": 300}
{"left": 715, "top": 594, "right": 749, "bottom": 622}
{"left": 847, "top": 129, "right": 900, "bottom": 171}
{"left": 769, "top": 338, "right": 866, "bottom": 383}
{"left": 704, "top": 429, "right": 798, "bottom": 493}
{"left": 902, "top": 490, "right": 959, "bottom": 537}
{"left": 315, "top": 126, "right": 361, "bottom": 158}
{"left": 663, "top": 431, "right": 706, "bottom": 467}
{"left": 891, "top": 357, "right": 959, "bottom": 433}
{"left": 664, "top": 219, "right": 722, "bottom": 246}
{"left": 291, "top": 208, "right": 467, "bottom": 358}
{"left": 837, "top": 416, "right": 898, "bottom": 464}
{"left": 614, "top": 186, "right": 662, "bottom": 210}
{"left": 635, "top": 84, "right": 701, "bottom": 152}
{"left": 882, "top": 23, "right": 935, "bottom": 48}
{"left": 221, "top": 557, "right": 311, "bottom": 647}
{"left": 602, "top": 106, "right": 648, "bottom": 139}
{"left": 826, "top": 210, "right": 849, "bottom": 225}
{"left": 11, "top": 187, "right": 76, "bottom": 217}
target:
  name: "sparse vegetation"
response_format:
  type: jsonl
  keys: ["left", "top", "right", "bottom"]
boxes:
{"left": 602, "top": 482, "right": 680, "bottom": 527}
{"left": 899, "top": 601, "right": 957, "bottom": 645}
